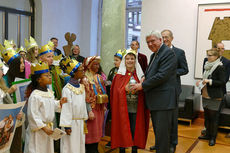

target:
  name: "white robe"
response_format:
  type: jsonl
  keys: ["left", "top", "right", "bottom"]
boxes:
{"left": 24, "top": 89, "right": 60, "bottom": 153}
{"left": 60, "top": 83, "right": 88, "bottom": 153}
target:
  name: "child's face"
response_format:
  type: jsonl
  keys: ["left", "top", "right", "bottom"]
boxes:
{"left": 20, "top": 57, "right": 25, "bottom": 72}
{"left": 114, "top": 56, "right": 121, "bottom": 68}
{"left": 34, "top": 47, "right": 39, "bottom": 58}
{"left": 38, "top": 72, "right": 52, "bottom": 86}
{"left": 74, "top": 65, "right": 84, "bottom": 80}
{"left": 40, "top": 52, "right": 54, "bottom": 66}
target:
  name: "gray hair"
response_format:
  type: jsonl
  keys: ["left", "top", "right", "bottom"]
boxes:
{"left": 146, "top": 30, "right": 162, "bottom": 39}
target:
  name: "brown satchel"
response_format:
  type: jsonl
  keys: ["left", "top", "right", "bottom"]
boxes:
{"left": 93, "top": 76, "right": 108, "bottom": 104}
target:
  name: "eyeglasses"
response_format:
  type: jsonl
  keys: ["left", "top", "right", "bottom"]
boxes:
{"left": 207, "top": 54, "right": 215, "bottom": 57}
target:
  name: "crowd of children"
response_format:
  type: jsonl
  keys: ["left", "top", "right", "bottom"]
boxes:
{"left": 0, "top": 35, "right": 147, "bottom": 153}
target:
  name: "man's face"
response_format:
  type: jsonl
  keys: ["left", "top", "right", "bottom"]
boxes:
{"left": 217, "top": 43, "right": 224, "bottom": 56}
{"left": 146, "top": 35, "right": 162, "bottom": 53}
{"left": 161, "top": 31, "right": 173, "bottom": 47}
{"left": 131, "top": 41, "right": 139, "bottom": 51}
{"left": 51, "top": 39, "right": 58, "bottom": 49}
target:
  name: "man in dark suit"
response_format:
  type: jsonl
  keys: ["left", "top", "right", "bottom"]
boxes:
{"left": 130, "top": 40, "right": 148, "bottom": 73}
{"left": 50, "top": 37, "right": 64, "bottom": 57}
{"left": 201, "top": 42, "right": 230, "bottom": 137}
{"left": 132, "top": 30, "right": 177, "bottom": 153}
{"left": 162, "top": 29, "right": 189, "bottom": 153}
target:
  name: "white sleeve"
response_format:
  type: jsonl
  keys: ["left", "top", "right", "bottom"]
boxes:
{"left": 59, "top": 88, "right": 73, "bottom": 127}
{"left": 27, "top": 95, "right": 46, "bottom": 131}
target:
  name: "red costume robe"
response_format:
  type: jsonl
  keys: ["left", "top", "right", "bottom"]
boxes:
{"left": 110, "top": 70, "right": 149, "bottom": 149}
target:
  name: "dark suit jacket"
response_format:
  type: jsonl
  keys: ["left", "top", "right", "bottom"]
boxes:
{"left": 203, "top": 56, "right": 230, "bottom": 94}
{"left": 138, "top": 52, "right": 148, "bottom": 74}
{"left": 70, "top": 55, "right": 85, "bottom": 63}
{"left": 54, "top": 48, "right": 64, "bottom": 57}
{"left": 172, "top": 46, "right": 189, "bottom": 94}
{"left": 206, "top": 65, "right": 226, "bottom": 99}
{"left": 142, "top": 44, "right": 178, "bottom": 111}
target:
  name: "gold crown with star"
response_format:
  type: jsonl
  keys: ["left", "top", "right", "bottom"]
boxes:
{"left": 31, "top": 62, "right": 49, "bottom": 75}
{"left": 39, "top": 41, "right": 54, "bottom": 56}
{"left": 60, "top": 57, "right": 81, "bottom": 76}
{"left": 0, "top": 40, "right": 19, "bottom": 65}
{"left": 17, "top": 46, "right": 27, "bottom": 53}
{"left": 25, "top": 36, "right": 38, "bottom": 50}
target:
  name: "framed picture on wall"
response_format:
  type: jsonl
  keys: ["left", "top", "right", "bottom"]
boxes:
{"left": 12, "top": 78, "right": 31, "bottom": 103}
{"left": 195, "top": 3, "right": 230, "bottom": 79}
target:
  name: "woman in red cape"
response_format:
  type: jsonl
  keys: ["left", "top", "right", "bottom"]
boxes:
{"left": 110, "top": 50, "right": 149, "bottom": 153}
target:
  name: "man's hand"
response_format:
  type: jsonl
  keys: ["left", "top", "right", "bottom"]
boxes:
{"left": 130, "top": 83, "right": 143, "bottom": 92}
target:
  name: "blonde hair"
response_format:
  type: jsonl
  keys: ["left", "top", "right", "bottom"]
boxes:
{"left": 206, "top": 48, "right": 220, "bottom": 58}
{"left": 26, "top": 46, "right": 38, "bottom": 63}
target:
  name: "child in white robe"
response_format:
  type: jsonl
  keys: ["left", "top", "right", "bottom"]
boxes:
{"left": 24, "top": 62, "right": 67, "bottom": 153}
{"left": 59, "top": 57, "right": 88, "bottom": 153}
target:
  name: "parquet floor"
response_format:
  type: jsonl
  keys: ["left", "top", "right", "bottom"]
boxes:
{"left": 98, "top": 118, "right": 230, "bottom": 153}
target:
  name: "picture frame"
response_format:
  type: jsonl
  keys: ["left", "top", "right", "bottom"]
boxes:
{"left": 0, "top": 102, "right": 25, "bottom": 152}
{"left": 12, "top": 78, "right": 31, "bottom": 103}
{"left": 195, "top": 3, "right": 230, "bottom": 79}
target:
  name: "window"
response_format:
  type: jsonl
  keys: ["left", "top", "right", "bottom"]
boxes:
{"left": 126, "top": 0, "right": 142, "bottom": 48}
{"left": 0, "top": 0, "right": 34, "bottom": 46}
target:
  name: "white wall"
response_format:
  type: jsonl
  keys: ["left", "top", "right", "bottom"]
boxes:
{"left": 141, "top": 0, "right": 230, "bottom": 93}
{"left": 34, "top": 0, "right": 99, "bottom": 57}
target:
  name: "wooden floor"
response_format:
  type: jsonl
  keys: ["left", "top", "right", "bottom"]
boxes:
{"left": 98, "top": 118, "right": 230, "bottom": 153}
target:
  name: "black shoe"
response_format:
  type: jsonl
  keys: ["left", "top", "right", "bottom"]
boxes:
{"left": 105, "top": 141, "right": 111, "bottom": 148}
{"left": 169, "top": 146, "right": 176, "bottom": 153}
{"left": 209, "top": 139, "right": 216, "bottom": 146}
{"left": 198, "top": 135, "right": 210, "bottom": 140}
{"left": 150, "top": 145, "right": 156, "bottom": 151}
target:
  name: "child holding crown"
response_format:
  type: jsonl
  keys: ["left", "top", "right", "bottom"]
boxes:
{"left": 59, "top": 57, "right": 88, "bottom": 153}
{"left": 24, "top": 62, "right": 67, "bottom": 153}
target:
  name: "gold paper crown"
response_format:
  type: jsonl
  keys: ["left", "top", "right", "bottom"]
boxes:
{"left": 17, "top": 46, "right": 27, "bottom": 53}
{"left": 53, "top": 54, "right": 63, "bottom": 66}
{"left": 60, "top": 57, "right": 81, "bottom": 76}
{"left": 115, "top": 49, "right": 126, "bottom": 59}
{"left": 0, "top": 40, "right": 19, "bottom": 65}
{"left": 31, "top": 62, "right": 49, "bottom": 75}
{"left": 39, "top": 41, "right": 54, "bottom": 56}
{"left": 125, "top": 49, "right": 137, "bottom": 56}
{"left": 9, "top": 40, "right": 16, "bottom": 47}
{"left": 25, "top": 36, "right": 38, "bottom": 50}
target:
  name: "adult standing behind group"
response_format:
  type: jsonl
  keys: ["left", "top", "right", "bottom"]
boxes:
{"left": 130, "top": 40, "right": 148, "bottom": 73}
{"left": 197, "top": 48, "right": 226, "bottom": 146}
{"left": 131, "top": 30, "right": 177, "bottom": 153}
{"left": 148, "top": 29, "right": 188, "bottom": 153}
{"left": 50, "top": 37, "right": 64, "bottom": 57}
{"left": 70, "top": 45, "right": 85, "bottom": 63}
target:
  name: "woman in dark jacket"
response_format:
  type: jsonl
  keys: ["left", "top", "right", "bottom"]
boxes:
{"left": 196, "top": 48, "right": 226, "bottom": 146}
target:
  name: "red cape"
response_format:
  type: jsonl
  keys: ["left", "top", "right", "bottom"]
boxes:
{"left": 110, "top": 71, "right": 149, "bottom": 149}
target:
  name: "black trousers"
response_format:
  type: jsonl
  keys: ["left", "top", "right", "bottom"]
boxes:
{"left": 151, "top": 109, "right": 173, "bottom": 153}
{"left": 170, "top": 108, "right": 178, "bottom": 147}
{"left": 204, "top": 108, "right": 220, "bottom": 139}
{"left": 86, "top": 143, "right": 99, "bottom": 153}
{"left": 120, "top": 113, "right": 138, "bottom": 153}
